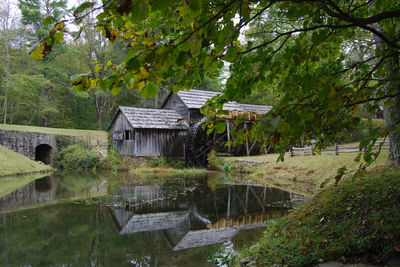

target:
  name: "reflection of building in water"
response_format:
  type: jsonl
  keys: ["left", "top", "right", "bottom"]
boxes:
{"left": 110, "top": 182, "right": 306, "bottom": 251}
{"left": 0, "top": 176, "right": 56, "bottom": 212}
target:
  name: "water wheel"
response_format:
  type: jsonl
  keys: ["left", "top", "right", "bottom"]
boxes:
{"left": 186, "top": 118, "right": 228, "bottom": 167}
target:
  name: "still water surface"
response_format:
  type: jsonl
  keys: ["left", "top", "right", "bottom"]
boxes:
{"left": 0, "top": 171, "right": 306, "bottom": 266}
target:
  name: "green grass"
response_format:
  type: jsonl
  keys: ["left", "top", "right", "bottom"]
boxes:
{"left": 0, "top": 145, "right": 53, "bottom": 177}
{"left": 0, "top": 124, "right": 107, "bottom": 144}
{"left": 243, "top": 166, "right": 400, "bottom": 266}
{"left": 222, "top": 148, "right": 388, "bottom": 196}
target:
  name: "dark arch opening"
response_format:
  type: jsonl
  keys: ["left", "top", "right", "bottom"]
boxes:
{"left": 35, "top": 144, "right": 53, "bottom": 165}
{"left": 35, "top": 176, "right": 53, "bottom": 192}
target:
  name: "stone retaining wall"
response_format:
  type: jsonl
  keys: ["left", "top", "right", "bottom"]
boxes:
{"left": 0, "top": 129, "right": 57, "bottom": 163}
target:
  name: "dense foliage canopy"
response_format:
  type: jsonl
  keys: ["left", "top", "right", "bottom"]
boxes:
{"left": 32, "top": 0, "right": 400, "bottom": 167}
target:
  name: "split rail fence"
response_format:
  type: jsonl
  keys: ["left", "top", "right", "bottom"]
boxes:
{"left": 290, "top": 141, "right": 390, "bottom": 157}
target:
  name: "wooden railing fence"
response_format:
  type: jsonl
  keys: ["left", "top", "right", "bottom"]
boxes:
{"left": 290, "top": 141, "right": 390, "bottom": 157}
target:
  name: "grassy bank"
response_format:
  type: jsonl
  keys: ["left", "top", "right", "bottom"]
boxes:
{"left": 221, "top": 149, "right": 388, "bottom": 196}
{"left": 242, "top": 166, "right": 400, "bottom": 266}
{"left": 129, "top": 167, "right": 208, "bottom": 175}
{"left": 0, "top": 124, "right": 107, "bottom": 144}
{"left": 0, "top": 172, "right": 51, "bottom": 198}
{"left": 0, "top": 145, "right": 52, "bottom": 177}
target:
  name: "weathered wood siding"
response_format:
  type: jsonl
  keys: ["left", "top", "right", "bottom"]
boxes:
{"left": 110, "top": 111, "right": 187, "bottom": 156}
{"left": 134, "top": 129, "right": 186, "bottom": 156}
{"left": 162, "top": 94, "right": 190, "bottom": 119}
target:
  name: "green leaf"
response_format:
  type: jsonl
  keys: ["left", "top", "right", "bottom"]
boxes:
{"left": 74, "top": 2, "right": 95, "bottom": 17}
{"left": 126, "top": 57, "right": 140, "bottom": 71}
{"left": 42, "top": 16, "right": 55, "bottom": 26}
{"left": 189, "top": 0, "right": 202, "bottom": 14}
{"left": 52, "top": 31, "right": 64, "bottom": 44}
{"left": 141, "top": 82, "right": 158, "bottom": 98}
{"left": 214, "top": 122, "right": 227, "bottom": 134}
{"left": 190, "top": 36, "right": 202, "bottom": 57}
{"left": 270, "top": 116, "right": 281, "bottom": 130}
{"left": 110, "top": 87, "right": 120, "bottom": 95}
{"left": 353, "top": 153, "right": 362, "bottom": 163}
{"left": 359, "top": 139, "right": 369, "bottom": 150}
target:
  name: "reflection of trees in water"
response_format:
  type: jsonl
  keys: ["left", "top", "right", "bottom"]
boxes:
{"left": 53, "top": 172, "right": 108, "bottom": 199}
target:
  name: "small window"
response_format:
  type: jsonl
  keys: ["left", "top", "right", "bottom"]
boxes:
{"left": 124, "top": 130, "right": 130, "bottom": 140}
{"left": 124, "top": 130, "right": 135, "bottom": 140}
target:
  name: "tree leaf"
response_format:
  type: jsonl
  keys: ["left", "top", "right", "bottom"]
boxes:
{"left": 214, "top": 122, "right": 227, "bottom": 134}
{"left": 141, "top": 82, "right": 158, "bottom": 98}
{"left": 52, "top": 31, "right": 64, "bottom": 44}
{"left": 42, "top": 16, "right": 55, "bottom": 26}
{"left": 74, "top": 2, "right": 95, "bottom": 18}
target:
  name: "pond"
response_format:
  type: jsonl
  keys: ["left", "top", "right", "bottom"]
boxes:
{"left": 0, "top": 171, "right": 306, "bottom": 266}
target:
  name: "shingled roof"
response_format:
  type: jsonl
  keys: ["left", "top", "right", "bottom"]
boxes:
{"left": 176, "top": 89, "right": 220, "bottom": 109}
{"left": 111, "top": 106, "right": 188, "bottom": 130}
{"left": 163, "top": 89, "right": 272, "bottom": 114}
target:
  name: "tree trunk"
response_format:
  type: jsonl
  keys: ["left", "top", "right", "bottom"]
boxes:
{"left": 370, "top": 0, "right": 400, "bottom": 165}
{"left": 383, "top": 56, "right": 400, "bottom": 165}
{"left": 3, "top": 97, "right": 6, "bottom": 124}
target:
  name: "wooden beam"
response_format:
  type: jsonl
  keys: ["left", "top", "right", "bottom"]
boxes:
{"left": 226, "top": 120, "right": 231, "bottom": 153}
{"left": 227, "top": 187, "right": 231, "bottom": 218}
{"left": 244, "top": 123, "right": 249, "bottom": 156}
{"left": 249, "top": 186, "right": 265, "bottom": 213}
{"left": 248, "top": 141, "right": 257, "bottom": 155}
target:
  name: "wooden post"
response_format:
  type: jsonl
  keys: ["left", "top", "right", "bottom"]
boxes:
{"left": 245, "top": 185, "right": 249, "bottom": 215}
{"left": 310, "top": 145, "right": 313, "bottom": 156}
{"left": 227, "top": 187, "right": 231, "bottom": 218}
{"left": 226, "top": 120, "right": 231, "bottom": 153}
{"left": 335, "top": 143, "right": 339, "bottom": 155}
{"left": 289, "top": 147, "right": 293, "bottom": 157}
{"left": 183, "top": 142, "right": 186, "bottom": 161}
{"left": 244, "top": 123, "right": 250, "bottom": 156}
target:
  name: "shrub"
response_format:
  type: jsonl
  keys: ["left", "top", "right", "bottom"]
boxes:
{"left": 207, "top": 150, "right": 224, "bottom": 170}
{"left": 55, "top": 135, "right": 71, "bottom": 151}
{"left": 54, "top": 142, "right": 100, "bottom": 170}
{"left": 146, "top": 156, "right": 167, "bottom": 168}
{"left": 100, "top": 148, "right": 122, "bottom": 171}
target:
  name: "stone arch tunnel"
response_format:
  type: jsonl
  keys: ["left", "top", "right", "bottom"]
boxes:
{"left": 0, "top": 129, "right": 58, "bottom": 165}
{"left": 35, "top": 144, "right": 53, "bottom": 165}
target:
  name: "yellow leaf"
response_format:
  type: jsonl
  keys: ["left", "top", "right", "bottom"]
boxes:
{"left": 137, "top": 81, "right": 145, "bottom": 91}
{"left": 140, "top": 67, "right": 149, "bottom": 79}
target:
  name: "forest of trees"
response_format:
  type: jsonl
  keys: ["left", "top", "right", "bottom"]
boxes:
{"left": 0, "top": 0, "right": 217, "bottom": 130}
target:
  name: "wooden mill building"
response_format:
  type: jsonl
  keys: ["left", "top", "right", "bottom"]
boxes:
{"left": 108, "top": 89, "right": 272, "bottom": 157}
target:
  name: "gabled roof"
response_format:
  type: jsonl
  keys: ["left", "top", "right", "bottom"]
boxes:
{"left": 161, "top": 89, "right": 272, "bottom": 114}
{"left": 108, "top": 106, "right": 188, "bottom": 131}
{"left": 176, "top": 89, "right": 221, "bottom": 109}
